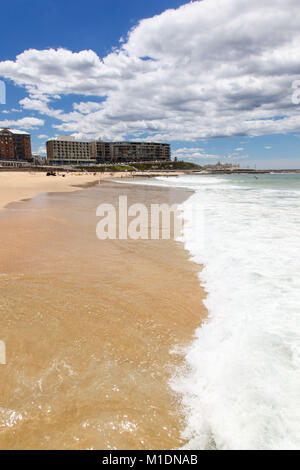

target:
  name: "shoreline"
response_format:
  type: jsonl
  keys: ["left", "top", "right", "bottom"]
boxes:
{"left": 0, "top": 171, "right": 185, "bottom": 211}
{"left": 0, "top": 178, "right": 206, "bottom": 450}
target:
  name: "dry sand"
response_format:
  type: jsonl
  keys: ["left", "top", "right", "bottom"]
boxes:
{"left": 0, "top": 171, "right": 120, "bottom": 211}
{"left": 0, "top": 178, "right": 206, "bottom": 450}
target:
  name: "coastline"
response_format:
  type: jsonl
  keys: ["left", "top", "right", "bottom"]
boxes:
{"left": 0, "top": 171, "right": 124, "bottom": 211}
{"left": 0, "top": 178, "right": 206, "bottom": 450}
{"left": 0, "top": 171, "right": 185, "bottom": 211}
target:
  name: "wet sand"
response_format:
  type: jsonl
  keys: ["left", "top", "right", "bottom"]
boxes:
{"left": 0, "top": 180, "right": 206, "bottom": 450}
{"left": 0, "top": 171, "right": 185, "bottom": 211}
{"left": 0, "top": 171, "right": 124, "bottom": 211}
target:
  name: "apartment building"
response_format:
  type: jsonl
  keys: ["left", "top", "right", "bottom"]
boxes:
{"left": 89, "top": 140, "right": 113, "bottom": 162}
{"left": 0, "top": 129, "right": 14, "bottom": 159}
{"left": 0, "top": 128, "right": 32, "bottom": 160}
{"left": 111, "top": 142, "right": 170, "bottom": 163}
{"left": 46, "top": 136, "right": 171, "bottom": 165}
{"left": 46, "top": 136, "right": 97, "bottom": 165}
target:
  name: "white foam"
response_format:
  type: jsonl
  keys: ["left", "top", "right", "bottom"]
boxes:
{"left": 160, "top": 174, "right": 300, "bottom": 450}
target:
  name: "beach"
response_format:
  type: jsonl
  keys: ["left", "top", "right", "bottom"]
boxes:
{"left": 0, "top": 171, "right": 185, "bottom": 211}
{"left": 0, "top": 175, "right": 206, "bottom": 450}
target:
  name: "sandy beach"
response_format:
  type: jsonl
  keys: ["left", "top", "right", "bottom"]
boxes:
{"left": 0, "top": 171, "right": 185, "bottom": 211}
{"left": 0, "top": 171, "right": 124, "bottom": 211}
{"left": 0, "top": 175, "right": 206, "bottom": 450}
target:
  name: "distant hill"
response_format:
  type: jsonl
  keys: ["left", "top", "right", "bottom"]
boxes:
{"left": 131, "top": 161, "right": 203, "bottom": 171}
{"left": 77, "top": 161, "right": 203, "bottom": 172}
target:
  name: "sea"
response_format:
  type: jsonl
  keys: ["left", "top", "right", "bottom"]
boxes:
{"left": 138, "top": 173, "right": 300, "bottom": 450}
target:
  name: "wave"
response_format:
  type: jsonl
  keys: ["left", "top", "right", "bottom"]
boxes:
{"left": 167, "top": 175, "right": 300, "bottom": 450}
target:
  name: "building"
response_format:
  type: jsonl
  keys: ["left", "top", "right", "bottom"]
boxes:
{"left": 46, "top": 136, "right": 97, "bottom": 165}
{"left": 0, "top": 128, "right": 32, "bottom": 161}
{"left": 111, "top": 142, "right": 170, "bottom": 163}
{"left": 204, "top": 161, "right": 240, "bottom": 171}
{"left": 89, "top": 140, "right": 113, "bottom": 162}
{"left": 0, "top": 129, "right": 14, "bottom": 160}
{"left": 32, "top": 154, "right": 47, "bottom": 165}
{"left": 46, "top": 136, "right": 171, "bottom": 165}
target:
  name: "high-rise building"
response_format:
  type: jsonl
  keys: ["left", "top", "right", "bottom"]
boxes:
{"left": 46, "top": 136, "right": 171, "bottom": 165}
{"left": 0, "top": 128, "right": 32, "bottom": 160}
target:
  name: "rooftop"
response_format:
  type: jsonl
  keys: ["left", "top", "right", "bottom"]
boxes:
{"left": 0, "top": 128, "right": 30, "bottom": 135}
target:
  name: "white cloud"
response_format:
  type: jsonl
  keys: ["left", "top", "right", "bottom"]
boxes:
{"left": 1, "top": 108, "right": 21, "bottom": 114}
{"left": 35, "top": 146, "right": 47, "bottom": 156}
{"left": 0, "top": 117, "right": 44, "bottom": 130}
{"left": 1, "top": 0, "right": 300, "bottom": 141}
{"left": 264, "top": 145, "right": 272, "bottom": 149}
{"left": 174, "top": 147, "right": 220, "bottom": 160}
{"left": 73, "top": 101, "right": 104, "bottom": 114}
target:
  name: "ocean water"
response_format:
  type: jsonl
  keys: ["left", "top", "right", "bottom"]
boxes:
{"left": 145, "top": 173, "right": 300, "bottom": 450}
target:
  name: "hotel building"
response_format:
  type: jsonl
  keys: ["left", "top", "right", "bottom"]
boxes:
{"left": 0, "top": 128, "right": 32, "bottom": 160}
{"left": 46, "top": 136, "right": 171, "bottom": 165}
{"left": 46, "top": 136, "right": 97, "bottom": 165}
{"left": 89, "top": 140, "right": 114, "bottom": 163}
{"left": 111, "top": 142, "right": 170, "bottom": 163}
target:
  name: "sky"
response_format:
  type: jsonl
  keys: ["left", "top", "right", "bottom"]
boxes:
{"left": 0, "top": 0, "right": 300, "bottom": 169}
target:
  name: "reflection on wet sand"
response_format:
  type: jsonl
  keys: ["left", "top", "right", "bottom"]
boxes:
{"left": 0, "top": 181, "right": 205, "bottom": 450}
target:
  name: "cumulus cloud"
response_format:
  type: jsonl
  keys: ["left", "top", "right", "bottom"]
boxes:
{"left": 72, "top": 101, "right": 104, "bottom": 114}
{"left": 0, "top": 0, "right": 300, "bottom": 140}
{"left": 1, "top": 108, "right": 22, "bottom": 114}
{"left": 0, "top": 117, "right": 44, "bottom": 129}
{"left": 173, "top": 147, "right": 220, "bottom": 160}
{"left": 35, "top": 145, "right": 47, "bottom": 156}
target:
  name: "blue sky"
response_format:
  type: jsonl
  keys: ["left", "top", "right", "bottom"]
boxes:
{"left": 1, "top": 0, "right": 300, "bottom": 169}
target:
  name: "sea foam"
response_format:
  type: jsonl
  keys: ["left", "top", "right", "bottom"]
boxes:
{"left": 158, "top": 174, "right": 300, "bottom": 450}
